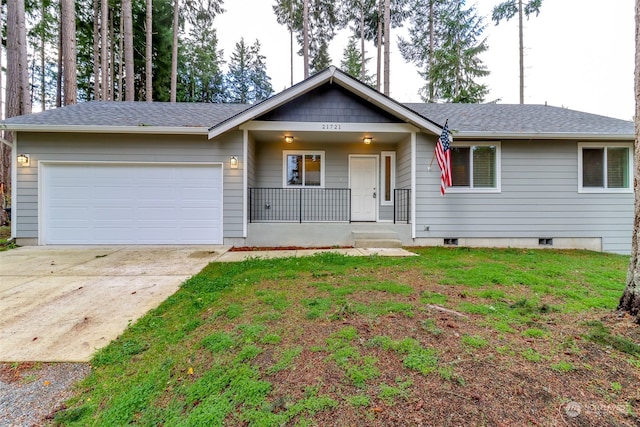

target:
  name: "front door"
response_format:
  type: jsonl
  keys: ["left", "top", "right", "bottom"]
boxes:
{"left": 350, "top": 156, "right": 377, "bottom": 221}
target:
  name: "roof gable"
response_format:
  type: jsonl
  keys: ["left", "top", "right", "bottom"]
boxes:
{"left": 258, "top": 83, "right": 402, "bottom": 124}
{"left": 207, "top": 66, "right": 443, "bottom": 139}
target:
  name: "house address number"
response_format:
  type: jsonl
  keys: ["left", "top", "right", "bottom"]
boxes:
{"left": 321, "top": 123, "right": 342, "bottom": 130}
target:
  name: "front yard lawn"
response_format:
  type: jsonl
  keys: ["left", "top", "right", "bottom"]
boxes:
{"left": 52, "top": 248, "right": 640, "bottom": 426}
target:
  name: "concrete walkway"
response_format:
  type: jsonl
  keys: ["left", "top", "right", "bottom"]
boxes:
{"left": 0, "top": 245, "right": 415, "bottom": 362}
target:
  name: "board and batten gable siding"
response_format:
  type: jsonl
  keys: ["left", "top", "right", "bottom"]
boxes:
{"left": 258, "top": 84, "right": 402, "bottom": 124}
{"left": 414, "top": 135, "right": 634, "bottom": 254}
{"left": 14, "top": 131, "right": 244, "bottom": 241}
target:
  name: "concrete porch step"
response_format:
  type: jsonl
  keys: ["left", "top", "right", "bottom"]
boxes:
{"left": 353, "top": 238, "right": 403, "bottom": 248}
{"left": 352, "top": 231, "right": 402, "bottom": 248}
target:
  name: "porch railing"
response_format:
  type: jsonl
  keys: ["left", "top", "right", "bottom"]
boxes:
{"left": 394, "top": 188, "right": 411, "bottom": 224}
{"left": 249, "top": 188, "right": 351, "bottom": 223}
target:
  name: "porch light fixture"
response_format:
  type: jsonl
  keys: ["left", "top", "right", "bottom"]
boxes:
{"left": 284, "top": 135, "right": 294, "bottom": 144}
{"left": 363, "top": 137, "right": 372, "bottom": 145}
{"left": 229, "top": 156, "right": 238, "bottom": 169}
{"left": 17, "top": 153, "right": 30, "bottom": 167}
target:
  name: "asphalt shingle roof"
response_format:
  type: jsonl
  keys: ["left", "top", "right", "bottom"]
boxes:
{"left": 1, "top": 101, "right": 249, "bottom": 128}
{"left": 1, "top": 100, "right": 633, "bottom": 138}
{"left": 404, "top": 103, "right": 633, "bottom": 136}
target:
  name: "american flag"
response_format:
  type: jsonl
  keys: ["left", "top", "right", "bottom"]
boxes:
{"left": 435, "top": 121, "right": 452, "bottom": 196}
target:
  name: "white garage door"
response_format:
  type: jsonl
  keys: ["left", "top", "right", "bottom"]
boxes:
{"left": 42, "top": 163, "right": 223, "bottom": 244}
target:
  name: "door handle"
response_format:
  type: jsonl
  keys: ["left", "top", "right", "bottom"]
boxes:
{"left": 373, "top": 191, "right": 377, "bottom": 199}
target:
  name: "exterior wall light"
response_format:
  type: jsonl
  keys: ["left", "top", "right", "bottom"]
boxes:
{"left": 363, "top": 137, "right": 372, "bottom": 145}
{"left": 230, "top": 156, "right": 238, "bottom": 169}
{"left": 284, "top": 136, "right": 294, "bottom": 144}
{"left": 17, "top": 153, "right": 30, "bottom": 167}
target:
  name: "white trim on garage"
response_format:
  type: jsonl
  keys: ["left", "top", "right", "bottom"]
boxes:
{"left": 38, "top": 161, "right": 224, "bottom": 244}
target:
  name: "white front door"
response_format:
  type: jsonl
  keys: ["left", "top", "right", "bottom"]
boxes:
{"left": 350, "top": 156, "right": 377, "bottom": 221}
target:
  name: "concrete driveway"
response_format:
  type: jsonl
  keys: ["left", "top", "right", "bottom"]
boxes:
{"left": 0, "top": 245, "right": 226, "bottom": 362}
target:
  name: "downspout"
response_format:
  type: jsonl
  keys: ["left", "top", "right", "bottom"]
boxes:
{"left": 410, "top": 131, "right": 416, "bottom": 240}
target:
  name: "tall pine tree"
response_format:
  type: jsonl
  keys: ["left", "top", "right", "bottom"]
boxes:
{"left": 400, "top": 0, "right": 489, "bottom": 103}
{"left": 226, "top": 38, "right": 273, "bottom": 104}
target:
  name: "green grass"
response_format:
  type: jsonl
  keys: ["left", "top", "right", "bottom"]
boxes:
{"left": 52, "top": 248, "right": 634, "bottom": 426}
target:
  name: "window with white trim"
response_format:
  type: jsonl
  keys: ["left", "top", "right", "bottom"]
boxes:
{"left": 381, "top": 151, "right": 396, "bottom": 205}
{"left": 283, "top": 151, "right": 325, "bottom": 187}
{"left": 449, "top": 142, "right": 500, "bottom": 192}
{"left": 578, "top": 143, "right": 632, "bottom": 192}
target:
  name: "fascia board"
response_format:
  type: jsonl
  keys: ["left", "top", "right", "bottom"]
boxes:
{"left": 455, "top": 131, "right": 635, "bottom": 141}
{"left": 1, "top": 124, "right": 209, "bottom": 135}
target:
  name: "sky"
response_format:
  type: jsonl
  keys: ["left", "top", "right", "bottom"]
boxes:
{"left": 213, "top": 0, "right": 635, "bottom": 121}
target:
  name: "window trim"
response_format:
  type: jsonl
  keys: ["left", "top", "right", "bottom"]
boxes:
{"left": 578, "top": 142, "right": 633, "bottom": 193}
{"left": 282, "top": 150, "right": 325, "bottom": 188}
{"left": 380, "top": 151, "right": 396, "bottom": 206}
{"left": 447, "top": 141, "right": 501, "bottom": 193}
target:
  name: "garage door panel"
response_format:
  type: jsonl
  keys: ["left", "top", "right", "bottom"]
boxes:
{"left": 42, "top": 163, "right": 223, "bottom": 244}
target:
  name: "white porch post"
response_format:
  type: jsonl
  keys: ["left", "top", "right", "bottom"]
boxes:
{"left": 243, "top": 128, "right": 248, "bottom": 239}
{"left": 411, "top": 131, "right": 416, "bottom": 239}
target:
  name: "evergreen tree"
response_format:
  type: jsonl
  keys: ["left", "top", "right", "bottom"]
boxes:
{"left": 179, "top": 18, "right": 225, "bottom": 102}
{"left": 226, "top": 38, "right": 252, "bottom": 103}
{"left": 340, "top": 35, "right": 373, "bottom": 85}
{"left": 273, "top": 0, "right": 343, "bottom": 78}
{"left": 249, "top": 40, "right": 274, "bottom": 102}
{"left": 226, "top": 38, "right": 273, "bottom": 104}
{"left": 400, "top": 0, "right": 489, "bottom": 103}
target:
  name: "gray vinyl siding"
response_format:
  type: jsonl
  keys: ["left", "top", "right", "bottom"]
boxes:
{"left": 14, "top": 131, "right": 244, "bottom": 240}
{"left": 396, "top": 137, "right": 412, "bottom": 190}
{"left": 414, "top": 136, "right": 634, "bottom": 254}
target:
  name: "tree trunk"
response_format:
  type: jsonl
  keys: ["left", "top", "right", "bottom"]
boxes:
{"left": 93, "top": 0, "right": 100, "bottom": 100}
{"left": 303, "top": 0, "right": 309, "bottom": 79}
{"left": 290, "top": 1, "right": 294, "bottom": 86}
{"left": 619, "top": 0, "right": 640, "bottom": 324}
{"left": 115, "top": 11, "right": 120, "bottom": 100}
{"left": 376, "top": 0, "right": 382, "bottom": 91}
{"left": 145, "top": 0, "right": 153, "bottom": 102}
{"left": 383, "top": 0, "right": 390, "bottom": 95}
{"left": 7, "top": 0, "right": 31, "bottom": 117}
{"left": 518, "top": 0, "right": 524, "bottom": 104}
{"left": 0, "top": 0, "right": 5, "bottom": 225}
{"left": 123, "top": 0, "right": 134, "bottom": 101}
{"left": 61, "top": 0, "right": 77, "bottom": 105}
{"left": 170, "top": 0, "right": 179, "bottom": 102}
{"left": 360, "top": 2, "right": 365, "bottom": 81}
{"left": 56, "top": 19, "right": 62, "bottom": 108}
{"left": 101, "top": 0, "right": 108, "bottom": 100}
{"left": 428, "top": 0, "right": 434, "bottom": 102}
{"left": 40, "top": 0, "right": 46, "bottom": 111}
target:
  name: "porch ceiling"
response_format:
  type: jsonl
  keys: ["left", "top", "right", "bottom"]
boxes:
{"left": 250, "top": 130, "right": 409, "bottom": 145}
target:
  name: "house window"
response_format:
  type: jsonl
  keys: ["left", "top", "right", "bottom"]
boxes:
{"left": 449, "top": 142, "right": 500, "bottom": 192}
{"left": 579, "top": 143, "right": 632, "bottom": 192}
{"left": 381, "top": 151, "right": 396, "bottom": 205}
{"left": 283, "top": 150, "right": 325, "bottom": 187}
